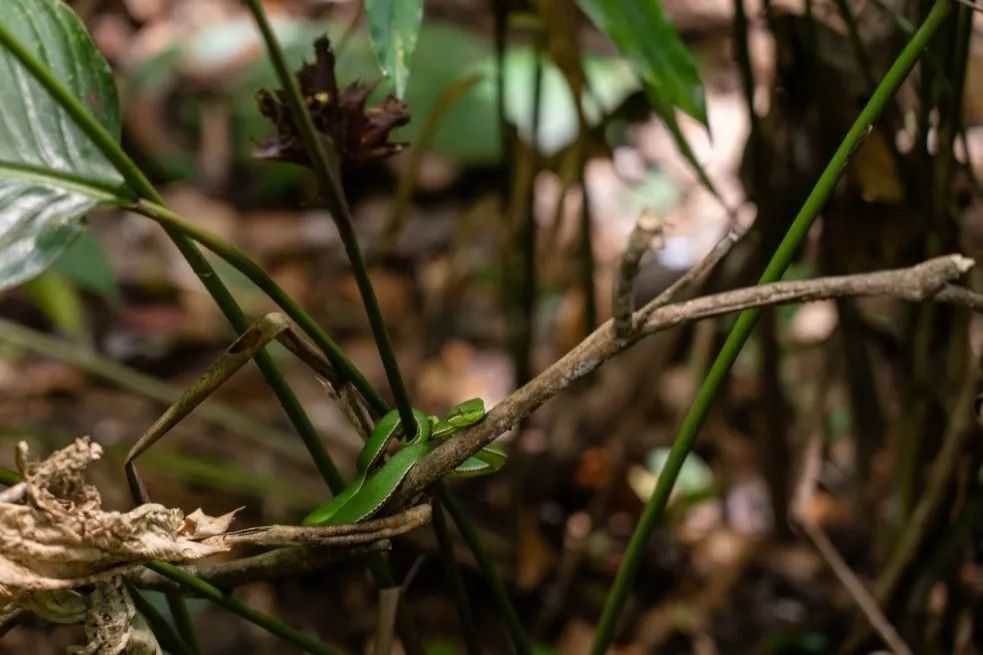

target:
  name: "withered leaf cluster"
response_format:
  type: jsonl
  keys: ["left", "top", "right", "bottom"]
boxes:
{"left": 256, "top": 36, "right": 410, "bottom": 166}
{"left": 0, "top": 438, "right": 238, "bottom": 653}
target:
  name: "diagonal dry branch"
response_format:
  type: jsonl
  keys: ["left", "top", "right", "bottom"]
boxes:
{"left": 393, "top": 255, "right": 981, "bottom": 507}
{"left": 128, "top": 542, "right": 389, "bottom": 593}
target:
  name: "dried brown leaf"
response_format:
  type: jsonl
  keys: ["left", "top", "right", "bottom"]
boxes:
{"left": 0, "top": 438, "right": 235, "bottom": 600}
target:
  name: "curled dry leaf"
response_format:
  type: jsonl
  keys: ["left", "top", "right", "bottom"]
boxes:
{"left": 0, "top": 437, "right": 236, "bottom": 596}
{"left": 255, "top": 36, "right": 410, "bottom": 166}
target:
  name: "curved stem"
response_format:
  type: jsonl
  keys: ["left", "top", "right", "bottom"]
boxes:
{"left": 133, "top": 199, "right": 388, "bottom": 416}
{"left": 0, "top": 13, "right": 349, "bottom": 490}
{"left": 431, "top": 501, "right": 483, "bottom": 655}
{"left": 588, "top": 2, "right": 952, "bottom": 651}
{"left": 166, "top": 591, "right": 204, "bottom": 655}
{"left": 242, "top": 0, "right": 416, "bottom": 433}
{"left": 145, "top": 562, "right": 340, "bottom": 655}
{"left": 126, "top": 581, "right": 194, "bottom": 655}
{"left": 438, "top": 486, "right": 532, "bottom": 655}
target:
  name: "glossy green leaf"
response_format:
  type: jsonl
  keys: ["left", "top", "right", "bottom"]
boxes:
{"left": 365, "top": 0, "right": 424, "bottom": 98}
{"left": 575, "top": 0, "right": 707, "bottom": 125}
{"left": 0, "top": 0, "right": 128, "bottom": 291}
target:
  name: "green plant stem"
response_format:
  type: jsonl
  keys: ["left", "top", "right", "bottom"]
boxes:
{"left": 145, "top": 562, "right": 340, "bottom": 655}
{"left": 242, "top": 0, "right": 416, "bottom": 435}
{"left": 0, "top": 20, "right": 377, "bottom": 652}
{"left": 432, "top": 501, "right": 483, "bottom": 655}
{"left": 240, "top": 9, "right": 520, "bottom": 655}
{"left": 166, "top": 591, "right": 204, "bottom": 655}
{"left": 125, "top": 581, "right": 194, "bottom": 655}
{"left": 588, "top": 2, "right": 952, "bottom": 652}
{"left": 438, "top": 486, "right": 531, "bottom": 655}
{"left": 133, "top": 199, "right": 386, "bottom": 416}
{"left": 0, "top": 15, "right": 348, "bottom": 491}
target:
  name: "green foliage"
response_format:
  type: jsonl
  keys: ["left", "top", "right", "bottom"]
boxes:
{"left": 365, "top": 0, "right": 424, "bottom": 98}
{"left": 52, "top": 231, "right": 120, "bottom": 301}
{"left": 22, "top": 270, "right": 87, "bottom": 339}
{"left": 574, "top": 0, "right": 707, "bottom": 124}
{"left": 0, "top": 0, "right": 128, "bottom": 290}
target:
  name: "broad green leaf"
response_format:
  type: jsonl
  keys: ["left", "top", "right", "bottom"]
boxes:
{"left": 365, "top": 0, "right": 424, "bottom": 98}
{"left": 575, "top": 0, "right": 707, "bottom": 125}
{"left": 0, "top": 0, "right": 128, "bottom": 291}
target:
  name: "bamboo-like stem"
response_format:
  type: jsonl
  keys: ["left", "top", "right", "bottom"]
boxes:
{"left": 432, "top": 503, "right": 483, "bottom": 655}
{"left": 0, "top": 18, "right": 403, "bottom": 650}
{"left": 132, "top": 199, "right": 386, "bottom": 416}
{"left": 588, "top": 3, "right": 952, "bottom": 650}
{"left": 126, "top": 581, "right": 194, "bottom": 655}
{"left": 0, "top": 16, "right": 347, "bottom": 492}
{"left": 242, "top": 0, "right": 415, "bottom": 434}
{"left": 438, "top": 486, "right": 532, "bottom": 655}
{"left": 145, "top": 562, "right": 341, "bottom": 655}
{"left": 239, "top": 7, "right": 521, "bottom": 655}
{"left": 166, "top": 592, "right": 204, "bottom": 655}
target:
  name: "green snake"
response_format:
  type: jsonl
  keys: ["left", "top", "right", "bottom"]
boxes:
{"left": 302, "top": 398, "right": 505, "bottom": 526}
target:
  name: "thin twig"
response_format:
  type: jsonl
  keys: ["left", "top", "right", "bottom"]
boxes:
{"left": 635, "top": 228, "right": 741, "bottom": 325}
{"left": 395, "top": 254, "right": 978, "bottom": 505}
{"left": 613, "top": 208, "right": 664, "bottom": 339}
{"left": 130, "top": 542, "right": 387, "bottom": 593}
{"left": 204, "top": 505, "right": 431, "bottom": 548}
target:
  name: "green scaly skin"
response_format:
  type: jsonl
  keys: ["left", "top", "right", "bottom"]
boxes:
{"left": 302, "top": 399, "right": 505, "bottom": 526}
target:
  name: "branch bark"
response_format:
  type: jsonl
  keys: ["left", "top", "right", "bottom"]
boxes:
{"left": 129, "top": 542, "right": 388, "bottom": 593}
{"left": 394, "top": 255, "right": 979, "bottom": 507}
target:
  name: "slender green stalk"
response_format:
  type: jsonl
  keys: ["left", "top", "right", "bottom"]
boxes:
{"left": 133, "top": 199, "right": 386, "bottom": 416}
{"left": 240, "top": 9, "right": 522, "bottom": 655}
{"left": 438, "top": 486, "right": 531, "bottom": 655}
{"left": 0, "top": 16, "right": 347, "bottom": 492}
{"left": 125, "top": 582, "right": 194, "bottom": 655}
{"left": 432, "top": 501, "right": 483, "bottom": 655}
{"left": 242, "top": 0, "right": 416, "bottom": 434}
{"left": 166, "top": 591, "right": 204, "bottom": 655}
{"left": 145, "top": 562, "right": 340, "bottom": 655}
{"left": 588, "top": 2, "right": 952, "bottom": 652}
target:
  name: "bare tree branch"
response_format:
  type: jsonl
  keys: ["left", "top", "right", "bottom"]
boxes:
{"left": 128, "top": 542, "right": 389, "bottom": 593}
{"left": 203, "top": 505, "right": 431, "bottom": 548}
{"left": 393, "top": 255, "right": 978, "bottom": 507}
{"left": 635, "top": 228, "right": 741, "bottom": 325}
{"left": 613, "top": 208, "right": 663, "bottom": 339}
